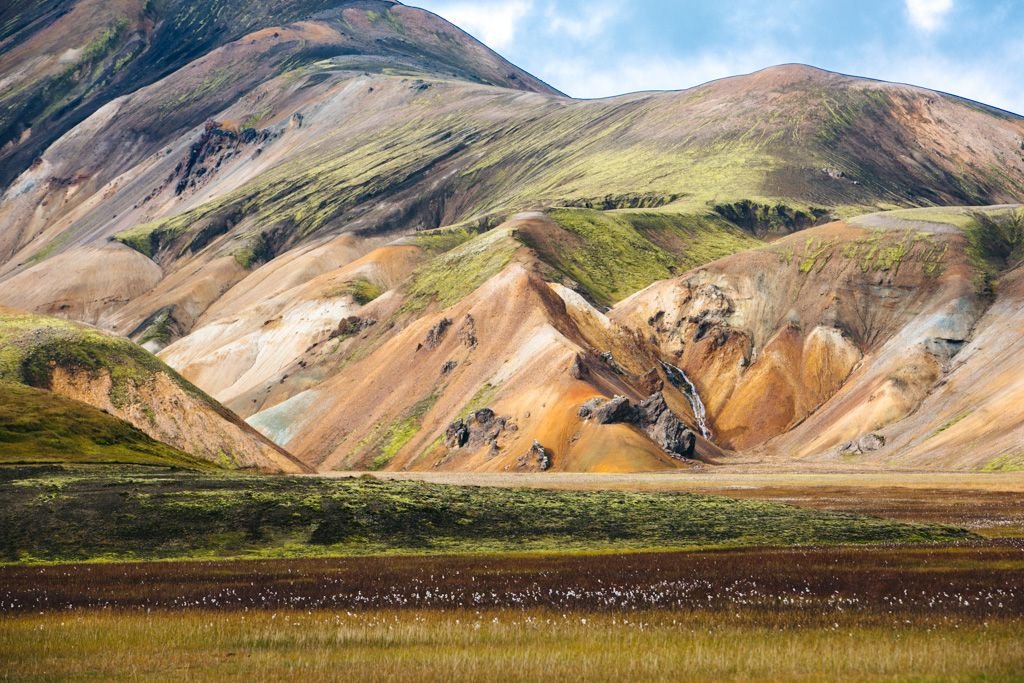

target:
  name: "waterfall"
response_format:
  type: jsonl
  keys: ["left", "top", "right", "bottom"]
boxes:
{"left": 659, "top": 361, "right": 712, "bottom": 440}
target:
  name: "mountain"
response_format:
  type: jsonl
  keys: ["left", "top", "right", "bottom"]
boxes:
{"left": 0, "top": 309, "right": 308, "bottom": 472}
{"left": 0, "top": 0, "right": 1022, "bottom": 473}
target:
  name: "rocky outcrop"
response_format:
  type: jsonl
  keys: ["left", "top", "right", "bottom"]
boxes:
{"left": 569, "top": 353, "right": 589, "bottom": 379}
{"left": 457, "top": 315, "right": 478, "bottom": 348}
{"left": 517, "top": 440, "right": 552, "bottom": 471}
{"left": 444, "top": 408, "right": 512, "bottom": 454}
{"left": 638, "top": 392, "right": 696, "bottom": 459}
{"left": 594, "top": 395, "right": 639, "bottom": 424}
{"left": 421, "top": 318, "right": 452, "bottom": 350}
{"left": 330, "top": 316, "right": 376, "bottom": 341}
{"left": 578, "top": 391, "right": 697, "bottom": 459}
{"left": 840, "top": 433, "right": 886, "bottom": 455}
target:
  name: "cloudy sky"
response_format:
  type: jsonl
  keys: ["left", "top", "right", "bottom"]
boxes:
{"left": 408, "top": 0, "right": 1024, "bottom": 114}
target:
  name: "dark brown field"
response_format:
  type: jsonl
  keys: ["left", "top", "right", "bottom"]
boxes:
{"left": 3, "top": 542, "right": 1022, "bottom": 619}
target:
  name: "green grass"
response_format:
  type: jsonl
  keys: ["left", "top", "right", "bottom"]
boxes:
{"left": 369, "top": 394, "right": 440, "bottom": 470}
{"left": 0, "top": 310, "right": 212, "bottom": 410}
{"left": 0, "top": 465, "right": 973, "bottom": 564}
{"left": 0, "top": 383, "right": 206, "bottom": 469}
{"left": 344, "top": 278, "right": 385, "bottom": 306}
{"left": 983, "top": 451, "right": 1024, "bottom": 472}
{"left": 402, "top": 228, "right": 520, "bottom": 312}
{"left": 850, "top": 206, "right": 1024, "bottom": 290}
{"left": 4, "top": 609, "right": 1021, "bottom": 682}
{"left": 536, "top": 209, "right": 760, "bottom": 306}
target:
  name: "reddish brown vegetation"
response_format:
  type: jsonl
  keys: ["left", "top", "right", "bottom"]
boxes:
{"left": 3, "top": 543, "right": 1022, "bottom": 619}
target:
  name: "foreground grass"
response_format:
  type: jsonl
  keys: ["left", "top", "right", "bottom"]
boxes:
{"left": 0, "top": 383, "right": 205, "bottom": 468}
{"left": 3, "top": 609, "right": 1022, "bottom": 682}
{"left": 0, "top": 465, "right": 971, "bottom": 563}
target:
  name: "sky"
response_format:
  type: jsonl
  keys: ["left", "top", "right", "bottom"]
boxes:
{"left": 407, "top": 0, "right": 1024, "bottom": 115}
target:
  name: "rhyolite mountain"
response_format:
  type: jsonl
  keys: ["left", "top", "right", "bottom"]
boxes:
{"left": 1, "top": 0, "right": 1022, "bottom": 473}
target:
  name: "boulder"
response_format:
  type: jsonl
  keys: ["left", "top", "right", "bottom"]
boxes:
{"left": 578, "top": 397, "right": 605, "bottom": 419}
{"left": 840, "top": 433, "right": 886, "bottom": 455}
{"left": 594, "top": 395, "right": 638, "bottom": 424}
{"left": 639, "top": 392, "right": 695, "bottom": 459}
{"left": 444, "top": 408, "right": 509, "bottom": 452}
{"left": 517, "top": 439, "right": 551, "bottom": 471}
{"left": 444, "top": 419, "right": 469, "bottom": 448}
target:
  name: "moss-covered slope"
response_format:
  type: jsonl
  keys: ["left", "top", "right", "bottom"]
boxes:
{"left": 0, "top": 310, "right": 307, "bottom": 472}
{"left": 0, "top": 382, "right": 207, "bottom": 469}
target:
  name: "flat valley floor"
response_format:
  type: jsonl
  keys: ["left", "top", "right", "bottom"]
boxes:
{"left": 2, "top": 470, "right": 1023, "bottom": 681}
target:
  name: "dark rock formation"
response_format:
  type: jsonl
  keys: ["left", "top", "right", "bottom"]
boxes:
{"left": 578, "top": 397, "right": 605, "bottom": 419}
{"left": 569, "top": 353, "right": 589, "bottom": 380}
{"left": 594, "top": 395, "right": 638, "bottom": 424}
{"left": 517, "top": 439, "right": 551, "bottom": 470}
{"left": 600, "top": 351, "right": 625, "bottom": 374}
{"left": 441, "top": 360, "right": 457, "bottom": 375}
{"left": 422, "top": 318, "right": 452, "bottom": 350}
{"left": 329, "top": 316, "right": 376, "bottom": 340}
{"left": 577, "top": 391, "right": 696, "bottom": 459}
{"left": 444, "top": 408, "right": 510, "bottom": 452}
{"left": 638, "top": 392, "right": 695, "bottom": 459}
{"left": 457, "top": 315, "right": 478, "bottom": 348}
{"left": 444, "top": 419, "right": 469, "bottom": 449}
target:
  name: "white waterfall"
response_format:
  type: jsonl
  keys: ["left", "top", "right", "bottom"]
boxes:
{"left": 660, "top": 361, "right": 712, "bottom": 440}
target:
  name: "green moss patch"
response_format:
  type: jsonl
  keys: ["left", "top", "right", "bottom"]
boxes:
{"left": 0, "top": 465, "right": 973, "bottom": 563}
{"left": 403, "top": 228, "right": 520, "bottom": 312}
{"left": 0, "top": 311, "right": 216, "bottom": 410}
{"left": 0, "top": 383, "right": 206, "bottom": 469}
{"left": 534, "top": 209, "right": 760, "bottom": 307}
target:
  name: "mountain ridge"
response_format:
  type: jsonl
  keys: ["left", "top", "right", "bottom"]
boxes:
{"left": 1, "top": 1, "right": 1023, "bottom": 473}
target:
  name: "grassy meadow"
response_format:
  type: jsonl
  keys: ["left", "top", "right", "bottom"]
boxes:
{"left": 2, "top": 546, "right": 1023, "bottom": 681}
{"left": 0, "top": 465, "right": 972, "bottom": 563}
{"left": 2, "top": 464, "right": 1021, "bottom": 680}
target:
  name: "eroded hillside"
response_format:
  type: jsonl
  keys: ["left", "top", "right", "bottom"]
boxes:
{"left": 1, "top": 0, "right": 1023, "bottom": 473}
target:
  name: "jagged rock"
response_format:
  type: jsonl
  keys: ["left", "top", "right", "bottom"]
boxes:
{"left": 840, "top": 433, "right": 886, "bottom": 455}
{"left": 457, "top": 315, "right": 478, "bottom": 347}
{"left": 580, "top": 391, "right": 696, "bottom": 459}
{"left": 594, "top": 395, "right": 638, "bottom": 424}
{"left": 444, "top": 408, "right": 509, "bottom": 451}
{"left": 517, "top": 440, "right": 551, "bottom": 470}
{"left": 639, "top": 392, "right": 695, "bottom": 459}
{"left": 444, "top": 419, "right": 469, "bottom": 448}
{"left": 569, "top": 353, "right": 589, "bottom": 380}
{"left": 578, "top": 397, "right": 605, "bottom": 419}
{"left": 600, "top": 351, "right": 625, "bottom": 374}
{"left": 441, "top": 360, "right": 457, "bottom": 375}
{"left": 423, "top": 318, "right": 452, "bottom": 350}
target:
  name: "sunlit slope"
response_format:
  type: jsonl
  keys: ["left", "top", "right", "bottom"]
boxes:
{"left": 2, "top": 65, "right": 1022, "bottom": 340}
{"left": 0, "top": 382, "right": 208, "bottom": 468}
{"left": 615, "top": 205, "right": 1024, "bottom": 470}
{"left": 0, "top": 0, "right": 554, "bottom": 190}
{"left": 0, "top": 309, "right": 307, "bottom": 472}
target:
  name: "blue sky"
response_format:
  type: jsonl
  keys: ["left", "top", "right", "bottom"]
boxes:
{"left": 408, "top": 0, "right": 1024, "bottom": 114}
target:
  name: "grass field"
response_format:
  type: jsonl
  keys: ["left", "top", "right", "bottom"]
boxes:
{"left": 2, "top": 546, "right": 1023, "bottom": 681}
{"left": 0, "top": 465, "right": 971, "bottom": 563}
{"left": 2, "top": 465, "right": 1021, "bottom": 680}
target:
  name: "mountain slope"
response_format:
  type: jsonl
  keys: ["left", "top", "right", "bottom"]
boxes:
{"left": 0, "top": 0, "right": 555, "bottom": 190}
{"left": 1, "top": 1, "right": 1023, "bottom": 474}
{"left": 0, "top": 309, "right": 308, "bottom": 472}
{"left": 0, "top": 381, "right": 209, "bottom": 468}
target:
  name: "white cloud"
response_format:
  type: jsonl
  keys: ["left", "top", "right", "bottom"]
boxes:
{"left": 543, "top": 46, "right": 797, "bottom": 99}
{"left": 905, "top": 0, "right": 954, "bottom": 32}
{"left": 412, "top": 0, "right": 534, "bottom": 51}
{"left": 544, "top": 3, "right": 618, "bottom": 41}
